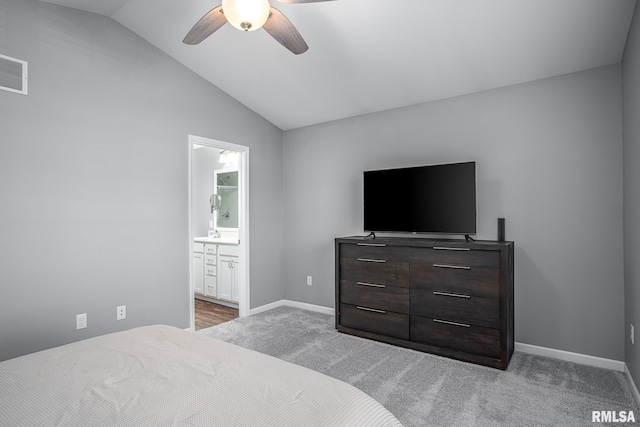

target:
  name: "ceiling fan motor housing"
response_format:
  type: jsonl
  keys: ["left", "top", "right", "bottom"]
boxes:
{"left": 221, "top": 0, "right": 271, "bottom": 32}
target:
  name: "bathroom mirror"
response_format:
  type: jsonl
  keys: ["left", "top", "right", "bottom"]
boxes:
{"left": 213, "top": 169, "right": 238, "bottom": 229}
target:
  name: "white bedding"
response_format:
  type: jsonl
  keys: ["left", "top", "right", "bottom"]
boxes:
{"left": 0, "top": 325, "right": 402, "bottom": 426}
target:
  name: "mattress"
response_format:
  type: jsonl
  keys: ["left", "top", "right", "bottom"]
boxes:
{"left": 0, "top": 325, "right": 402, "bottom": 426}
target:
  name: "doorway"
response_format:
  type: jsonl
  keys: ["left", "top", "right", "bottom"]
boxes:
{"left": 188, "top": 135, "right": 250, "bottom": 331}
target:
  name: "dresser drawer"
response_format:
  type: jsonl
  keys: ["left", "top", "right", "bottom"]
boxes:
{"left": 204, "top": 245, "right": 217, "bottom": 256}
{"left": 411, "top": 247, "right": 500, "bottom": 268}
{"left": 205, "top": 265, "right": 217, "bottom": 277}
{"left": 340, "top": 280, "right": 409, "bottom": 314}
{"left": 410, "top": 289, "right": 499, "bottom": 328}
{"left": 340, "top": 258, "right": 409, "bottom": 287}
{"left": 410, "top": 262, "right": 500, "bottom": 299}
{"left": 340, "top": 243, "right": 409, "bottom": 262}
{"left": 410, "top": 315, "right": 500, "bottom": 358}
{"left": 340, "top": 303, "right": 409, "bottom": 340}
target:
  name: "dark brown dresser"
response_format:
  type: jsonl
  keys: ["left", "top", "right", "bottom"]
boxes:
{"left": 335, "top": 236, "right": 514, "bottom": 369}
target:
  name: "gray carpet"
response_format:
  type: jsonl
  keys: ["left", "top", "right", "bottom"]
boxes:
{"left": 197, "top": 306, "right": 639, "bottom": 427}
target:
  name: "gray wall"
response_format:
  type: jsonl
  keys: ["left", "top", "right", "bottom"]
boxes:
{"left": 283, "top": 65, "right": 625, "bottom": 361}
{"left": 0, "top": 0, "right": 284, "bottom": 361}
{"left": 623, "top": 4, "right": 640, "bottom": 387}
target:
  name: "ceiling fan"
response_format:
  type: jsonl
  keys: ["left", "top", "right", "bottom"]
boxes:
{"left": 183, "top": 0, "right": 335, "bottom": 55}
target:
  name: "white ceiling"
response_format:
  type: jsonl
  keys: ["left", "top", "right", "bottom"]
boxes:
{"left": 40, "top": 0, "right": 637, "bottom": 130}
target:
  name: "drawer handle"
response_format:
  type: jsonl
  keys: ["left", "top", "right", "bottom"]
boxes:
{"left": 207, "top": 270, "right": 215, "bottom": 275}
{"left": 357, "top": 243, "right": 387, "bottom": 247}
{"left": 433, "top": 246, "right": 470, "bottom": 251}
{"left": 433, "top": 263, "right": 470, "bottom": 270}
{"left": 357, "top": 258, "right": 386, "bottom": 263}
{"left": 433, "top": 291, "right": 470, "bottom": 299}
{"left": 356, "top": 306, "right": 386, "bottom": 314}
{"left": 357, "top": 281, "right": 386, "bottom": 288}
{"left": 433, "top": 318, "right": 470, "bottom": 328}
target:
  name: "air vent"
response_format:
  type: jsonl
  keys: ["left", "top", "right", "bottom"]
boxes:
{"left": 0, "top": 53, "right": 28, "bottom": 95}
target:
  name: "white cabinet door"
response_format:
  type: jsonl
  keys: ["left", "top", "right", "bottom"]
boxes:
{"left": 193, "top": 253, "right": 204, "bottom": 295}
{"left": 218, "top": 255, "right": 234, "bottom": 301}
{"left": 218, "top": 256, "right": 240, "bottom": 302}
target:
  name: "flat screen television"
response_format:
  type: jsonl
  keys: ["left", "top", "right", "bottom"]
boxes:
{"left": 363, "top": 161, "right": 476, "bottom": 235}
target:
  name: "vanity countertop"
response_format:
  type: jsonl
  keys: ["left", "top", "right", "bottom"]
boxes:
{"left": 194, "top": 237, "right": 239, "bottom": 246}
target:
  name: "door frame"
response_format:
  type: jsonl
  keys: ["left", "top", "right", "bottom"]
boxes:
{"left": 188, "top": 135, "right": 250, "bottom": 331}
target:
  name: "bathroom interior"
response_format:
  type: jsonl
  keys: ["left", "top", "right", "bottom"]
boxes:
{"left": 191, "top": 144, "right": 241, "bottom": 329}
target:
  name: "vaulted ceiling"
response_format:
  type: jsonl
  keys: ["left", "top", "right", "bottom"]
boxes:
{"left": 40, "top": 0, "right": 637, "bottom": 130}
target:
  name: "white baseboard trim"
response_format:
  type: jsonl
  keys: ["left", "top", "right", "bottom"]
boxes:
{"left": 248, "top": 299, "right": 335, "bottom": 317}
{"left": 282, "top": 300, "right": 335, "bottom": 316}
{"left": 515, "top": 342, "right": 625, "bottom": 372}
{"left": 625, "top": 364, "right": 640, "bottom": 406}
{"left": 248, "top": 300, "right": 284, "bottom": 316}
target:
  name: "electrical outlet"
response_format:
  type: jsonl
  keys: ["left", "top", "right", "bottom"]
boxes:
{"left": 76, "top": 313, "right": 87, "bottom": 330}
{"left": 632, "top": 324, "right": 635, "bottom": 345}
{"left": 307, "top": 275, "right": 312, "bottom": 286}
{"left": 117, "top": 305, "right": 126, "bottom": 320}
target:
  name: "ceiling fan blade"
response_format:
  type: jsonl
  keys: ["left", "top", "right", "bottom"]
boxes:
{"left": 277, "top": 0, "right": 336, "bottom": 3}
{"left": 263, "top": 7, "right": 309, "bottom": 55}
{"left": 183, "top": 6, "right": 227, "bottom": 45}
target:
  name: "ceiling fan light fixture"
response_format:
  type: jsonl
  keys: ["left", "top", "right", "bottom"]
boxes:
{"left": 221, "top": 0, "right": 271, "bottom": 32}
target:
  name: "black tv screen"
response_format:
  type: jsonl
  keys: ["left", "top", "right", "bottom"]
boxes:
{"left": 363, "top": 161, "right": 476, "bottom": 234}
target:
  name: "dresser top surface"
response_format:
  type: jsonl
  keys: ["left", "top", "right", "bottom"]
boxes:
{"left": 336, "top": 235, "right": 513, "bottom": 250}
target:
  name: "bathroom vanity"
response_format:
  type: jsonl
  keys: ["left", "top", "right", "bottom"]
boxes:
{"left": 193, "top": 237, "right": 240, "bottom": 308}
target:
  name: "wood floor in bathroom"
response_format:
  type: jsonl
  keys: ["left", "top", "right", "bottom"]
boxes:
{"left": 195, "top": 299, "right": 239, "bottom": 331}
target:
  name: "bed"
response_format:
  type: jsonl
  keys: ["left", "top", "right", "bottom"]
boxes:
{"left": 0, "top": 325, "right": 402, "bottom": 426}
